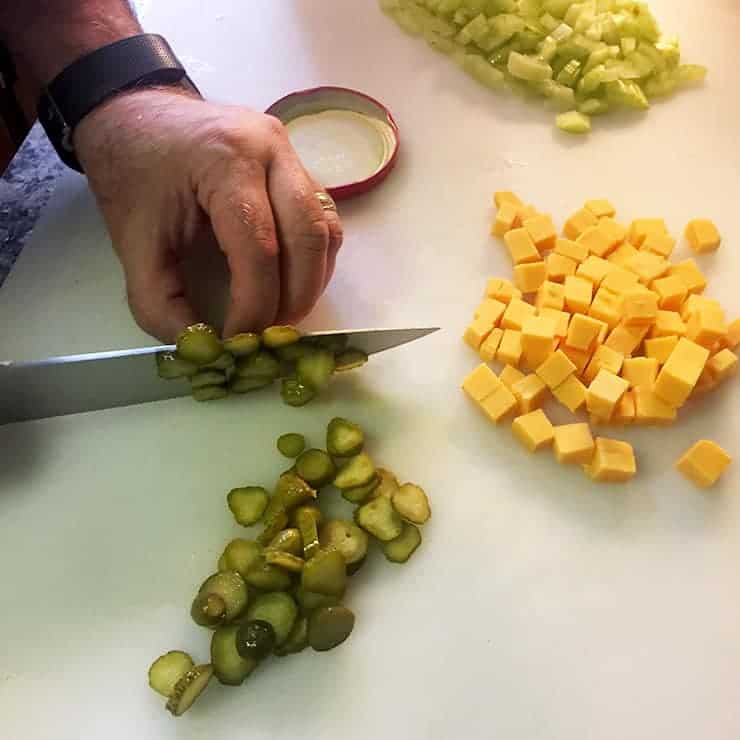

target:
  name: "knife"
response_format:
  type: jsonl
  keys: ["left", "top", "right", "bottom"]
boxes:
{"left": 0, "top": 327, "right": 439, "bottom": 424}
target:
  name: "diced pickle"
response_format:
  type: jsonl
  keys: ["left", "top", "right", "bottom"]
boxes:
{"left": 246, "top": 592, "right": 298, "bottom": 645}
{"left": 156, "top": 352, "right": 198, "bottom": 379}
{"left": 276, "top": 341, "right": 314, "bottom": 362}
{"left": 293, "top": 586, "right": 340, "bottom": 613}
{"left": 235, "top": 619, "right": 276, "bottom": 661}
{"left": 392, "top": 483, "right": 432, "bottom": 525}
{"left": 203, "top": 352, "right": 235, "bottom": 372}
{"left": 277, "top": 433, "right": 306, "bottom": 458}
{"left": 192, "top": 571, "right": 249, "bottom": 627}
{"left": 333, "top": 452, "right": 375, "bottom": 489}
{"left": 295, "top": 506, "right": 321, "bottom": 560}
{"left": 295, "top": 449, "right": 336, "bottom": 488}
{"left": 222, "top": 332, "right": 261, "bottom": 357}
{"left": 281, "top": 377, "right": 316, "bottom": 407}
{"left": 176, "top": 323, "right": 223, "bottom": 366}
{"left": 166, "top": 664, "right": 214, "bottom": 716}
{"left": 227, "top": 487, "right": 269, "bottom": 526}
{"left": 382, "top": 522, "right": 422, "bottom": 563}
{"left": 296, "top": 349, "right": 335, "bottom": 390}
{"left": 218, "top": 539, "right": 262, "bottom": 578}
{"left": 355, "top": 497, "right": 403, "bottom": 541}
{"left": 289, "top": 504, "right": 323, "bottom": 529}
{"left": 367, "top": 468, "right": 400, "bottom": 501}
{"left": 191, "top": 593, "right": 226, "bottom": 628}
{"left": 266, "top": 528, "right": 303, "bottom": 555}
{"left": 334, "top": 348, "right": 369, "bottom": 372}
{"left": 264, "top": 550, "right": 305, "bottom": 573}
{"left": 326, "top": 418, "right": 365, "bottom": 457}
{"left": 301, "top": 549, "right": 346, "bottom": 597}
{"left": 341, "top": 474, "right": 379, "bottom": 504}
{"left": 148, "top": 651, "right": 194, "bottom": 697}
{"left": 235, "top": 350, "right": 281, "bottom": 380}
{"left": 190, "top": 370, "right": 226, "bottom": 389}
{"left": 244, "top": 555, "right": 293, "bottom": 592}
{"left": 262, "top": 325, "right": 302, "bottom": 348}
{"left": 211, "top": 625, "right": 257, "bottom": 686}
{"left": 308, "top": 606, "right": 355, "bottom": 652}
{"left": 192, "top": 385, "right": 228, "bottom": 402}
{"left": 229, "top": 376, "right": 273, "bottom": 394}
{"left": 319, "top": 520, "right": 369, "bottom": 565}
{"left": 274, "top": 615, "right": 309, "bottom": 656}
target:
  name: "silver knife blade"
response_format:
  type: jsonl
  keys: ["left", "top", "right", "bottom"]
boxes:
{"left": 0, "top": 327, "right": 439, "bottom": 424}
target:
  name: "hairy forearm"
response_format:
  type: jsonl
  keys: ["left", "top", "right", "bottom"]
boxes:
{"left": 0, "top": 0, "right": 141, "bottom": 90}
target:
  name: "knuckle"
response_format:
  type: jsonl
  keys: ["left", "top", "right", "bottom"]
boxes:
{"left": 298, "top": 218, "right": 331, "bottom": 254}
{"left": 263, "top": 114, "right": 287, "bottom": 138}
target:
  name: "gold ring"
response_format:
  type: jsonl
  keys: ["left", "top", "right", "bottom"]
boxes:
{"left": 315, "top": 191, "right": 337, "bottom": 212}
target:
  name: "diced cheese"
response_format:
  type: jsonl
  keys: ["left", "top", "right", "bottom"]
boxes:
{"left": 576, "top": 256, "right": 614, "bottom": 286}
{"left": 601, "top": 267, "right": 640, "bottom": 295}
{"left": 491, "top": 201, "right": 521, "bottom": 237}
{"left": 464, "top": 317, "right": 494, "bottom": 350}
{"left": 621, "top": 289, "right": 659, "bottom": 326}
{"left": 621, "top": 357, "right": 658, "bottom": 388}
{"left": 651, "top": 275, "right": 688, "bottom": 311}
{"left": 534, "top": 281, "right": 565, "bottom": 312}
{"left": 577, "top": 225, "right": 617, "bottom": 259}
{"left": 494, "top": 191, "right": 523, "bottom": 209}
{"left": 584, "top": 345, "right": 624, "bottom": 384}
{"left": 705, "top": 349, "right": 738, "bottom": 383}
{"left": 685, "top": 219, "right": 721, "bottom": 254}
{"left": 611, "top": 390, "right": 636, "bottom": 425}
{"left": 668, "top": 259, "right": 707, "bottom": 295}
{"left": 536, "top": 349, "right": 577, "bottom": 389}
{"left": 641, "top": 232, "right": 675, "bottom": 258}
{"left": 563, "top": 275, "right": 594, "bottom": 314}
{"left": 485, "top": 277, "right": 522, "bottom": 304}
{"left": 604, "top": 321, "right": 648, "bottom": 356}
{"left": 553, "top": 423, "right": 595, "bottom": 464}
{"left": 552, "top": 373, "right": 588, "bottom": 412}
{"left": 462, "top": 364, "right": 500, "bottom": 402}
{"left": 608, "top": 242, "right": 639, "bottom": 266}
{"left": 479, "top": 328, "right": 504, "bottom": 362}
{"left": 474, "top": 298, "right": 507, "bottom": 325}
{"left": 504, "top": 228, "right": 541, "bottom": 265}
{"left": 650, "top": 310, "right": 687, "bottom": 338}
{"left": 644, "top": 335, "right": 680, "bottom": 365}
{"left": 521, "top": 316, "right": 558, "bottom": 369}
{"left": 517, "top": 204, "right": 539, "bottom": 222}
{"left": 554, "top": 238, "right": 589, "bottom": 263}
{"left": 511, "top": 374, "right": 548, "bottom": 414}
{"left": 513, "top": 261, "right": 548, "bottom": 293}
{"left": 479, "top": 385, "right": 519, "bottom": 423}
{"left": 686, "top": 306, "right": 727, "bottom": 349}
{"left": 628, "top": 218, "right": 667, "bottom": 247}
{"left": 596, "top": 218, "right": 627, "bottom": 251}
{"left": 653, "top": 337, "right": 710, "bottom": 407}
{"left": 523, "top": 214, "right": 557, "bottom": 251}
{"left": 588, "top": 288, "right": 622, "bottom": 329}
{"left": 565, "top": 313, "right": 603, "bottom": 352}
{"left": 546, "top": 252, "right": 578, "bottom": 282}
{"left": 561, "top": 345, "right": 592, "bottom": 375}
{"left": 501, "top": 297, "right": 537, "bottom": 330}
{"left": 500, "top": 364, "right": 526, "bottom": 390}
{"left": 633, "top": 386, "right": 677, "bottom": 425}
{"left": 585, "top": 199, "right": 616, "bottom": 219}
{"left": 625, "top": 252, "right": 669, "bottom": 285}
{"left": 724, "top": 318, "right": 740, "bottom": 350}
{"left": 585, "top": 438, "right": 637, "bottom": 482}
{"left": 564, "top": 208, "right": 598, "bottom": 240}
{"left": 511, "top": 409, "right": 555, "bottom": 452}
{"left": 681, "top": 294, "right": 722, "bottom": 322}
{"left": 586, "top": 369, "right": 630, "bottom": 419}
{"left": 538, "top": 307, "right": 570, "bottom": 338}
{"left": 497, "top": 329, "right": 523, "bottom": 367}
{"left": 676, "top": 440, "right": 732, "bottom": 488}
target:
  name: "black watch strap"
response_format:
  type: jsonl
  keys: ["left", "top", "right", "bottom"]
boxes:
{"left": 38, "top": 34, "right": 200, "bottom": 172}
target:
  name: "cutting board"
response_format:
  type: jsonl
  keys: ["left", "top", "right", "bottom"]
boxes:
{"left": 2, "top": 2, "right": 740, "bottom": 739}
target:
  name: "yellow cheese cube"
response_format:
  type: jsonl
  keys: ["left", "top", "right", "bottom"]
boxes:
{"left": 621, "top": 289, "right": 659, "bottom": 326}
{"left": 576, "top": 256, "right": 614, "bottom": 286}
{"left": 504, "top": 228, "right": 541, "bottom": 265}
{"left": 479, "top": 328, "right": 504, "bottom": 362}
{"left": 628, "top": 218, "right": 667, "bottom": 247}
{"left": 553, "top": 423, "right": 595, "bottom": 464}
{"left": 462, "top": 364, "right": 500, "bottom": 402}
{"left": 494, "top": 191, "right": 523, "bottom": 209}
{"left": 588, "top": 288, "right": 622, "bottom": 329}
{"left": 555, "top": 238, "right": 589, "bottom": 263}
{"left": 497, "top": 329, "right": 523, "bottom": 367}
{"left": 608, "top": 242, "right": 639, "bottom": 267}
{"left": 676, "top": 440, "right": 732, "bottom": 488}
{"left": 511, "top": 374, "right": 548, "bottom": 414}
{"left": 680, "top": 294, "right": 722, "bottom": 322}
{"left": 551, "top": 373, "right": 587, "bottom": 412}
{"left": 600, "top": 267, "right": 640, "bottom": 295}
{"left": 611, "top": 390, "right": 636, "bottom": 425}
{"left": 561, "top": 345, "right": 592, "bottom": 375}
{"left": 500, "top": 364, "right": 526, "bottom": 389}
{"left": 491, "top": 202, "right": 521, "bottom": 237}
{"left": 479, "top": 385, "right": 519, "bottom": 423}
{"left": 651, "top": 275, "right": 688, "bottom": 312}
{"left": 577, "top": 225, "right": 616, "bottom": 259}
{"left": 633, "top": 386, "right": 676, "bottom": 425}
{"left": 583, "top": 345, "right": 624, "bottom": 384}
{"left": 692, "top": 367, "right": 718, "bottom": 398}
{"left": 685, "top": 219, "right": 721, "bottom": 254}
{"left": 474, "top": 298, "right": 507, "bottom": 325}
{"left": 585, "top": 438, "right": 637, "bottom": 482}
{"left": 686, "top": 307, "right": 727, "bottom": 349}
{"left": 538, "top": 307, "right": 570, "bottom": 339}
{"left": 705, "top": 349, "right": 738, "bottom": 383}
{"left": 464, "top": 317, "right": 494, "bottom": 350}
{"left": 654, "top": 337, "right": 710, "bottom": 407}
{"left": 523, "top": 214, "right": 557, "bottom": 251}
{"left": 723, "top": 318, "right": 740, "bottom": 350}
{"left": 604, "top": 321, "right": 648, "bottom": 357}
{"left": 587, "top": 370, "right": 629, "bottom": 419}
{"left": 644, "top": 335, "right": 679, "bottom": 365}
{"left": 536, "top": 349, "right": 577, "bottom": 389}
{"left": 621, "top": 357, "right": 658, "bottom": 388}
{"left": 564, "top": 208, "right": 599, "bottom": 240}
{"left": 563, "top": 275, "right": 593, "bottom": 314}
{"left": 565, "top": 313, "right": 604, "bottom": 352}
{"left": 521, "top": 316, "right": 558, "bottom": 370}
{"left": 625, "top": 252, "right": 669, "bottom": 285}
{"left": 641, "top": 232, "right": 676, "bottom": 258}
{"left": 535, "top": 281, "right": 565, "bottom": 311}
{"left": 511, "top": 409, "right": 555, "bottom": 452}
{"left": 517, "top": 204, "right": 539, "bottom": 222}
{"left": 514, "top": 261, "right": 547, "bottom": 294}
{"left": 500, "top": 297, "right": 536, "bottom": 331}
{"left": 668, "top": 259, "right": 707, "bottom": 295}
{"left": 485, "top": 277, "right": 522, "bottom": 304}
{"left": 546, "top": 252, "right": 578, "bottom": 282}
{"left": 585, "top": 199, "right": 616, "bottom": 218}
{"left": 596, "top": 218, "right": 627, "bottom": 250}
{"left": 650, "top": 310, "right": 687, "bottom": 338}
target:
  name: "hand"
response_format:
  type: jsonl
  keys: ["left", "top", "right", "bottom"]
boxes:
{"left": 74, "top": 87, "right": 343, "bottom": 341}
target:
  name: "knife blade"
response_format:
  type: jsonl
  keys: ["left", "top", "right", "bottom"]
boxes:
{"left": 0, "top": 326, "right": 439, "bottom": 424}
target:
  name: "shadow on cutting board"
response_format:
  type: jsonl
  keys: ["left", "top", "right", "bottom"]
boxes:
{"left": 0, "top": 418, "right": 42, "bottom": 492}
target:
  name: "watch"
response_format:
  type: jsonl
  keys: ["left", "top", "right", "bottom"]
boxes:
{"left": 38, "top": 34, "right": 200, "bottom": 172}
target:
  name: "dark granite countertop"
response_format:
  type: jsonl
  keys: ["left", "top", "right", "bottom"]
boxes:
{"left": 0, "top": 124, "right": 64, "bottom": 287}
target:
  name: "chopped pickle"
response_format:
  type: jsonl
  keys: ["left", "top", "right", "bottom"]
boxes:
{"left": 235, "top": 350, "right": 281, "bottom": 380}
{"left": 326, "top": 417, "right": 365, "bottom": 457}
{"left": 222, "top": 332, "right": 261, "bottom": 357}
{"left": 295, "top": 505, "right": 321, "bottom": 560}
{"left": 245, "top": 592, "right": 298, "bottom": 645}
{"left": 341, "top": 474, "right": 380, "bottom": 504}
{"left": 277, "top": 432, "right": 306, "bottom": 458}
{"left": 281, "top": 377, "right": 316, "bottom": 407}
{"left": 319, "top": 520, "right": 369, "bottom": 565}
{"left": 293, "top": 586, "right": 340, "bottom": 613}
{"left": 176, "top": 323, "right": 223, "bottom": 366}
{"left": 191, "top": 593, "right": 226, "bottom": 628}
{"left": 166, "top": 664, "right": 214, "bottom": 716}
{"left": 191, "top": 571, "right": 248, "bottom": 627}
{"left": 289, "top": 503, "right": 323, "bottom": 529}
{"left": 382, "top": 522, "right": 422, "bottom": 563}
{"left": 296, "top": 349, "right": 336, "bottom": 390}
{"left": 264, "top": 550, "right": 305, "bottom": 573}
{"left": 192, "top": 385, "right": 228, "bottom": 402}
{"left": 392, "top": 483, "right": 432, "bottom": 525}
{"left": 218, "top": 539, "right": 262, "bottom": 578}
{"left": 203, "top": 352, "right": 235, "bottom": 372}
{"left": 275, "top": 340, "right": 315, "bottom": 362}
{"left": 355, "top": 496, "right": 403, "bottom": 541}
{"left": 211, "top": 625, "right": 257, "bottom": 686}
{"left": 367, "top": 468, "right": 400, "bottom": 500}
{"left": 301, "top": 549, "right": 347, "bottom": 597}
{"left": 156, "top": 352, "right": 197, "bottom": 379}
{"left": 235, "top": 619, "right": 277, "bottom": 661}
{"left": 244, "top": 554, "right": 293, "bottom": 592}
{"left": 148, "top": 651, "right": 194, "bottom": 697}
{"left": 274, "top": 473, "right": 318, "bottom": 510}
{"left": 334, "top": 348, "right": 369, "bottom": 372}
{"left": 229, "top": 376, "right": 273, "bottom": 394}
{"left": 190, "top": 370, "right": 227, "bottom": 389}
{"left": 274, "top": 615, "right": 309, "bottom": 656}
{"left": 308, "top": 606, "right": 355, "bottom": 652}
{"left": 333, "top": 452, "right": 375, "bottom": 489}
{"left": 227, "top": 487, "right": 269, "bottom": 526}
{"left": 262, "top": 325, "right": 302, "bottom": 348}
{"left": 295, "top": 449, "right": 337, "bottom": 488}
{"left": 266, "top": 528, "right": 303, "bottom": 556}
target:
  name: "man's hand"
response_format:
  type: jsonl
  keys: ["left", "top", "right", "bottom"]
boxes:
{"left": 74, "top": 88, "right": 343, "bottom": 341}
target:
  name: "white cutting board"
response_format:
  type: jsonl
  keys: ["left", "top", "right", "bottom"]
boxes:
{"left": 2, "top": 2, "right": 740, "bottom": 739}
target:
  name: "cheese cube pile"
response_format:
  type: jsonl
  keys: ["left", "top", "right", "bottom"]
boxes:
{"left": 461, "top": 194, "right": 737, "bottom": 487}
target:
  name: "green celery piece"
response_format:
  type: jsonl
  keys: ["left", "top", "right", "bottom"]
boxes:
{"left": 578, "top": 64, "right": 606, "bottom": 95}
{"left": 518, "top": 0, "right": 542, "bottom": 18}
{"left": 620, "top": 36, "right": 637, "bottom": 56}
{"left": 453, "top": 7, "right": 476, "bottom": 25}
{"left": 425, "top": 30, "right": 458, "bottom": 53}
{"left": 581, "top": 44, "right": 610, "bottom": 75}
{"left": 516, "top": 29, "right": 544, "bottom": 53}
{"left": 605, "top": 79, "right": 649, "bottom": 109}
{"left": 634, "top": 9, "right": 660, "bottom": 42}
{"left": 538, "top": 12, "right": 559, "bottom": 32}
{"left": 556, "top": 58, "right": 582, "bottom": 87}
{"left": 507, "top": 51, "right": 553, "bottom": 82}
{"left": 642, "top": 72, "right": 677, "bottom": 99}
{"left": 626, "top": 50, "right": 655, "bottom": 77}
{"left": 539, "top": 36, "right": 558, "bottom": 62}
{"left": 543, "top": 0, "right": 573, "bottom": 17}
{"left": 463, "top": 54, "right": 505, "bottom": 88}
{"left": 655, "top": 38, "right": 680, "bottom": 69}
{"left": 394, "top": 8, "right": 423, "bottom": 35}
{"left": 438, "top": 0, "right": 464, "bottom": 14}
{"left": 540, "top": 80, "right": 575, "bottom": 109}
{"left": 484, "top": 0, "right": 517, "bottom": 13}
{"left": 488, "top": 40, "right": 514, "bottom": 67}
{"left": 456, "top": 12, "right": 488, "bottom": 45}
{"left": 638, "top": 42, "right": 666, "bottom": 74}
{"left": 577, "top": 97, "right": 610, "bottom": 115}
{"left": 556, "top": 110, "right": 591, "bottom": 134}
{"left": 676, "top": 64, "right": 707, "bottom": 85}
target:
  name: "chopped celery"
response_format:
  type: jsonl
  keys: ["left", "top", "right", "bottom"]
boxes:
{"left": 507, "top": 51, "right": 553, "bottom": 81}
{"left": 539, "top": 12, "right": 559, "bottom": 33}
{"left": 556, "top": 58, "right": 582, "bottom": 86}
{"left": 556, "top": 110, "right": 591, "bottom": 134}
{"left": 620, "top": 36, "right": 636, "bottom": 56}
{"left": 577, "top": 97, "right": 609, "bottom": 115}
{"left": 550, "top": 22, "right": 573, "bottom": 42}
{"left": 605, "top": 79, "right": 649, "bottom": 109}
